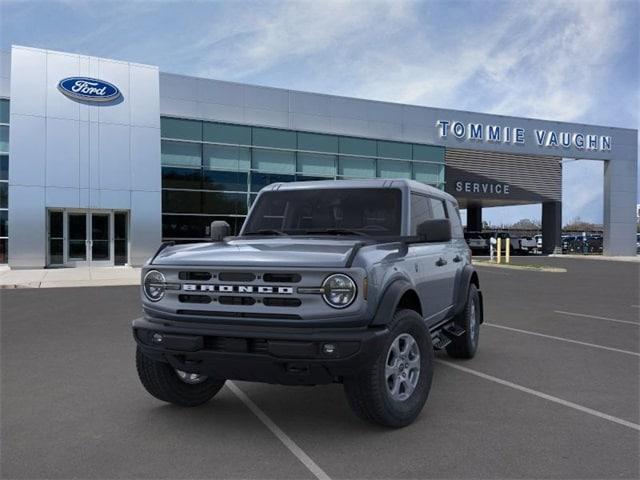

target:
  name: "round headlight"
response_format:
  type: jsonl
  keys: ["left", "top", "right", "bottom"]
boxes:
{"left": 143, "top": 270, "right": 166, "bottom": 302}
{"left": 322, "top": 274, "right": 357, "bottom": 309}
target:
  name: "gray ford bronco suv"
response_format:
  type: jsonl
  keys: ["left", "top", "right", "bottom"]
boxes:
{"left": 133, "top": 179, "right": 482, "bottom": 427}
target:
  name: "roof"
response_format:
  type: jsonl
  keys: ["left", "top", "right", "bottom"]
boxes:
{"left": 261, "top": 178, "right": 457, "bottom": 204}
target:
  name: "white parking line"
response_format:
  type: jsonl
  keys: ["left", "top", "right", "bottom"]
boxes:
{"left": 436, "top": 360, "right": 640, "bottom": 432}
{"left": 227, "top": 381, "right": 331, "bottom": 480}
{"left": 485, "top": 323, "right": 640, "bottom": 357}
{"left": 555, "top": 310, "right": 640, "bottom": 326}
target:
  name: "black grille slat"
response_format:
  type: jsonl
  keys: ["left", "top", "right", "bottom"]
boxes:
{"left": 219, "top": 296, "right": 256, "bottom": 306}
{"left": 178, "top": 294, "right": 212, "bottom": 304}
{"left": 263, "top": 273, "right": 301, "bottom": 283}
{"left": 263, "top": 297, "right": 302, "bottom": 307}
{"left": 219, "top": 272, "right": 256, "bottom": 282}
{"left": 179, "top": 271, "right": 212, "bottom": 281}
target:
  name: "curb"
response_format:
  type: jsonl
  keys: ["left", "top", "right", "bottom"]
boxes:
{"left": 473, "top": 261, "right": 567, "bottom": 273}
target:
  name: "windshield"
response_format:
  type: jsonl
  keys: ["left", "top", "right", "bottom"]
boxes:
{"left": 243, "top": 188, "right": 402, "bottom": 237}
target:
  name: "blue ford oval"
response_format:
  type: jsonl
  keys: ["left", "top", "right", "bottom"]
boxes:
{"left": 58, "top": 77, "right": 121, "bottom": 102}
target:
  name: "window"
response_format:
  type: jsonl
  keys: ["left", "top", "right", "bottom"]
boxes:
{"left": 203, "top": 122, "right": 250, "bottom": 145}
{"left": 202, "top": 192, "right": 247, "bottom": 215}
{"left": 297, "top": 152, "right": 336, "bottom": 177}
{"left": 338, "top": 156, "right": 376, "bottom": 178}
{"left": 161, "top": 141, "right": 201, "bottom": 167}
{"left": 429, "top": 198, "right": 448, "bottom": 220}
{"left": 0, "top": 210, "right": 7, "bottom": 237}
{"left": 339, "top": 137, "right": 376, "bottom": 157}
{"left": 298, "top": 132, "right": 338, "bottom": 153}
{"left": 413, "top": 163, "right": 443, "bottom": 185}
{"left": 413, "top": 144, "right": 445, "bottom": 163}
{"left": 162, "top": 215, "right": 243, "bottom": 239}
{"left": 410, "top": 194, "right": 431, "bottom": 235}
{"left": 446, "top": 201, "right": 464, "bottom": 239}
{"left": 250, "top": 172, "right": 295, "bottom": 192}
{"left": 162, "top": 190, "right": 202, "bottom": 213}
{"left": 202, "top": 170, "right": 247, "bottom": 192}
{"left": 0, "top": 155, "right": 7, "bottom": 180}
{"left": 114, "top": 212, "right": 128, "bottom": 265}
{"left": 378, "top": 141, "right": 411, "bottom": 160}
{"left": 378, "top": 160, "right": 411, "bottom": 179}
{"left": 252, "top": 148, "right": 295, "bottom": 173}
{"left": 162, "top": 167, "right": 202, "bottom": 189}
{"left": 0, "top": 183, "right": 7, "bottom": 208}
{"left": 243, "top": 188, "right": 402, "bottom": 236}
{"left": 0, "top": 99, "right": 8, "bottom": 124}
{"left": 161, "top": 117, "right": 202, "bottom": 141}
{"left": 252, "top": 127, "right": 296, "bottom": 149}
{"left": 0, "top": 126, "right": 8, "bottom": 153}
{"left": 203, "top": 144, "right": 250, "bottom": 171}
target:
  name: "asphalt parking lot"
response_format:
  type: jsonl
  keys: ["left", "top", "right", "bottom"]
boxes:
{"left": 1, "top": 257, "right": 639, "bottom": 479}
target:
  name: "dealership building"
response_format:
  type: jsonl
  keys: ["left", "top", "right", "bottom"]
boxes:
{"left": 0, "top": 45, "right": 637, "bottom": 268}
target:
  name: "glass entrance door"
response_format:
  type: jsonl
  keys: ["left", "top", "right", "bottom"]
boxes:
{"left": 48, "top": 210, "right": 129, "bottom": 267}
{"left": 67, "top": 213, "right": 88, "bottom": 265}
{"left": 90, "top": 213, "right": 111, "bottom": 265}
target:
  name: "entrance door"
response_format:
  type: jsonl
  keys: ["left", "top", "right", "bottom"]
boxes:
{"left": 67, "top": 213, "right": 89, "bottom": 266}
{"left": 90, "top": 213, "right": 112, "bottom": 266}
{"left": 48, "top": 210, "right": 129, "bottom": 267}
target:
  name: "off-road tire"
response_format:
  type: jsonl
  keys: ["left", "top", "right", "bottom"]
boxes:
{"left": 136, "top": 347, "right": 225, "bottom": 406}
{"left": 343, "top": 309, "right": 434, "bottom": 428}
{"left": 446, "top": 284, "right": 481, "bottom": 359}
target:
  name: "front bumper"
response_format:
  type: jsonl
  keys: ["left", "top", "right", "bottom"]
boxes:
{"left": 133, "top": 316, "right": 389, "bottom": 385}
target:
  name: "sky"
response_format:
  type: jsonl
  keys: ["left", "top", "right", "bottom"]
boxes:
{"left": 1, "top": 0, "right": 638, "bottom": 226}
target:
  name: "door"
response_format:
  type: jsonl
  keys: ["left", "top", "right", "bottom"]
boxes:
{"left": 67, "top": 213, "right": 89, "bottom": 266}
{"left": 90, "top": 213, "right": 112, "bottom": 266}
{"left": 50, "top": 210, "right": 127, "bottom": 267}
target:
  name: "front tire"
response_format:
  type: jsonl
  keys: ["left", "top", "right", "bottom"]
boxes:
{"left": 136, "top": 347, "right": 225, "bottom": 406}
{"left": 446, "top": 284, "right": 481, "bottom": 359}
{"left": 343, "top": 309, "right": 434, "bottom": 428}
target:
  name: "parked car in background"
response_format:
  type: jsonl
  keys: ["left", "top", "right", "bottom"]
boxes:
{"left": 518, "top": 236, "right": 537, "bottom": 254}
{"left": 464, "top": 231, "right": 489, "bottom": 253}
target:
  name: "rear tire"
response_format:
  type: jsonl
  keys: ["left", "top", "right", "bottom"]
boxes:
{"left": 446, "top": 284, "right": 481, "bottom": 359}
{"left": 136, "top": 347, "right": 225, "bottom": 406}
{"left": 343, "top": 309, "right": 434, "bottom": 428}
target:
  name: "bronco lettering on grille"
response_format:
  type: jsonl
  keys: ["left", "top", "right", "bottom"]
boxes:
{"left": 182, "top": 284, "right": 293, "bottom": 295}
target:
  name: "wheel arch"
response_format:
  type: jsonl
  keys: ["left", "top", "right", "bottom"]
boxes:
{"left": 371, "top": 279, "right": 423, "bottom": 326}
{"left": 453, "top": 265, "right": 482, "bottom": 319}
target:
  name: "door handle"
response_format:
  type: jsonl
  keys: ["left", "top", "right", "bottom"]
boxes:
{"left": 453, "top": 255, "right": 462, "bottom": 263}
{"left": 435, "top": 257, "right": 447, "bottom": 267}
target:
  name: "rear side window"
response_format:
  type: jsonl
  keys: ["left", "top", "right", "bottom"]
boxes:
{"left": 429, "top": 198, "right": 448, "bottom": 220}
{"left": 410, "top": 194, "right": 431, "bottom": 235}
{"left": 446, "top": 201, "right": 464, "bottom": 239}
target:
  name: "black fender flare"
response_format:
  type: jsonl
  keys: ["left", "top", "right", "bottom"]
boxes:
{"left": 370, "top": 278, "right": 421, "bottom": 326}
{"left": 453, "top": 265, "right": 481, "bottom": 320}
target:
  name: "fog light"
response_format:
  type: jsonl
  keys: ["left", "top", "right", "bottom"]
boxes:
{"left": 152, "top": 333, "right": 163, "bottom": 344}
{"left": 322, "top": 343, "right": 337, "bottom": 355}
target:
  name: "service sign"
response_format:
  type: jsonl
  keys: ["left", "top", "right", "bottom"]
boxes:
{"left": 58, "top": 77, "right": 121, "bottom": 102}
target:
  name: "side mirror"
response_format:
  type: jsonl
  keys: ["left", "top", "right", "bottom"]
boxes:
{"left": 210, "top": 221, "right": 231, "bottom": 242}
{"left": 417, "top": 219, "right": 451, "bottom": 243}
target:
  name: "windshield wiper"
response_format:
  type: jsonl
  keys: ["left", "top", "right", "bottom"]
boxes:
{"left": 305, "top": 228, "right": 368, "bottom": 237}
{"left": 243, "top": 229, "right": 288, "bottom": 236}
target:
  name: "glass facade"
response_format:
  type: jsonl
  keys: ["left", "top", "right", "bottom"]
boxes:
{"left": 0, "top": 99, "right": 8, "bottom": 263}
{"left": 160, "top": 117, "right": 445, "bottom": 242}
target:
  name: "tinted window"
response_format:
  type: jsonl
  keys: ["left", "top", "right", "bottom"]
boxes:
{"left": 162, "top": 190, "right": 202, "bottom": 213}
{"left": 447, "top": 201, "right": 464, "bottom": 239}
{"left": 202, "top": 170, "right": 247, "bottom": 191}
{"left": 250, "top": 172, "right": 295, "bottom": 192}
{"left": 162, "top": 167, "right": 202, "bottom": 189}
{"left": 244, "top": 188, "right": 401, "bottom": 236}
{"left": 429, "top": 198, "right": 448, "bottom": 220}
{"left": 410, "top": 194, "right": 431, "bottom": 235}
{"left": 0, "top": 155, "right": 7, "bottom": 181}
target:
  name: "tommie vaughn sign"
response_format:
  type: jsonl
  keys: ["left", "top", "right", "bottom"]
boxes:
{"left": 58, "top": 77, "right": 121, "bottom": 102}
{"left": 436, "top": 120, "right": 612, "bottom": 152}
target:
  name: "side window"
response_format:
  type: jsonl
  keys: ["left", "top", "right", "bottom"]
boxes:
{"left": 410, "top": 193, "right": 431, "bottom": 235}
{"left": 428, "top": 198, "right": 448, "bottom": 220}
{"left": 446, "top": 201, "right": 465, "bottom": 239}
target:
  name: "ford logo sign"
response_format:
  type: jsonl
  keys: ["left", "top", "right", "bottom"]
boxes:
{"left": 57, "top": 77, "right": 121, "bottom": 102}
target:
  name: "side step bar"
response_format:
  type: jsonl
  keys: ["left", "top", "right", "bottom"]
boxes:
{"left": 431, "top": 322, "right": 466, "bottom": 350}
